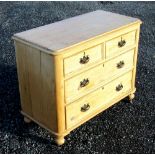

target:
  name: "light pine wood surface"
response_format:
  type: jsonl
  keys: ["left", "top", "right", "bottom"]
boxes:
{"left": 13, "top": 10, "right": 142, "bottom": 145}
{"left": 15, "top": 42, "right": 58, "bottom": 132}
{"left": 66, "top": 71, "right": 132, "bottom": 128}
{"left": 105, "top": 30, "right": 136, "bottom": 58}
{"left": 13, "top": 10, "right": 141, "bottom": 52}
{"left": 64, "top": 44, "right": 102, "bottom": 75}
{"left": 65, "top": 49, "right": 134, "bottom": 103}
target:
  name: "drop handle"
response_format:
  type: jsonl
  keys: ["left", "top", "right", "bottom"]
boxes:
{"left": 80, "top": 78, "right": 89, "bottom": 88}
{"left": 117, "top": 61, "right": 125, "bottom": 69}
{"left": 116, "top": 84, "right": 123, "bottom": 91}
{"left": 79, "top": 52, "right": 89, "bottom": 64}
{"left": 81, "top": 104, "right": 90, "bottom": 112}
{"left": 118, "top": 39, "right": 126, "bottom": 47}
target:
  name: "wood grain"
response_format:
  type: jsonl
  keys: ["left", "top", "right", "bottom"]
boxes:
{"left": 13, "top": 10, "right": 141, "bottom": 52}
{"left": 64, "top": 44, "right": 102, "bottom": 75}
{"left": 15, "top": 42, "right": 33, "bottom": 116}
{"left": 66, "top": 71, "right": 132, "bottom": 128}
{"left": 65, "top": 49, "right": 134, "bottom": 103}
{"left": 15, "top": 41, "right": 58, "bottom": 132}
{"left": 54, "top": 55, "right": 66, "bottom": 133}
{"left": 106, "top": 30, "right": 136, "bottom": 58}
{"left": 131, "top": 26, "right": 140, "bottom": 91}
{"left": 13, "top": 10, "right": 142, "bottom": 145}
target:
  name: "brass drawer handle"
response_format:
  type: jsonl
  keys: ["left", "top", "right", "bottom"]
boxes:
{"left": 80, "top": 52, "right": 89, "bottom": 64}
{"left": 116, "top": 84, "right": 123, "bottom": 91}
{"left": 81, "top": 104, "right": 90, "bottom": 112}
{"left": 80, "top": 78, "right": 89, "bottom": 87}
{"left": 117, "top": 61, "right": 125, "bottom": 69}
{"left": 118, "top": 39, "right": 126, "bottom": 47}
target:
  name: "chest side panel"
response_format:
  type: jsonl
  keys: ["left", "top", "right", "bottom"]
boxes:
{"left": 15, "top": 41, "right": 58, "bottom": 132}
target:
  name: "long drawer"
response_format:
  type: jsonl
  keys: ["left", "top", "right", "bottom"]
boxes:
{"left": 65, "top": 49, "right": 134, "bottom": 103}
{"left": 66, "top": 71, "right": 132, "bottom": 129}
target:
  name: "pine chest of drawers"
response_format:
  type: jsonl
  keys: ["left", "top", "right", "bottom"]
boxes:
{"left": 13, "top": 10, "right": 142, "bottom": 145}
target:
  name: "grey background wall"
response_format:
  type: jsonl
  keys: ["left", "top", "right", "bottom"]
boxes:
{"left": 0, "top": 1, "right": 155, "bottom": 153}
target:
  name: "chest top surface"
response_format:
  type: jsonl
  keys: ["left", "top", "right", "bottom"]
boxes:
{"left": 13, "top": 10, "right": 141, "bottom": 53}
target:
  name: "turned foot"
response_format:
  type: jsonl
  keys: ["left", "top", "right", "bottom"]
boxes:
{"left": 55, "top": 136, "right": 65, "bottom": 146}
{"left": 24, "top": 117, "right": 31, "bottom": 123}
{"left": 129, "top": 93, "right": 135, "bottom": 103}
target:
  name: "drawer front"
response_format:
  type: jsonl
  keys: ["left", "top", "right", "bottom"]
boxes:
{"left": 64, "top": 45, "right": 102, "bottom": 75}
{"left": 106, "top": 30, "right": 136, "bottom": 58}
{"left": 65, "top": 49, "right": 134, "bottom": 103}
{"left": 66, "top": 71, "right": 132, "bottom": 128}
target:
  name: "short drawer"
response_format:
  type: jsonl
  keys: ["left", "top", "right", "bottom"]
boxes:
{"left": 64, "top": 45, "right": 102, "bottom": 75}
{"left": 66, "top": 71, "right": 132, "bottom": 128}
{"left": 65, "top": 49, "right": 134, "bottom": 103}
{"left": 106, "top": 30, "right": 136, "bottom": 58}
